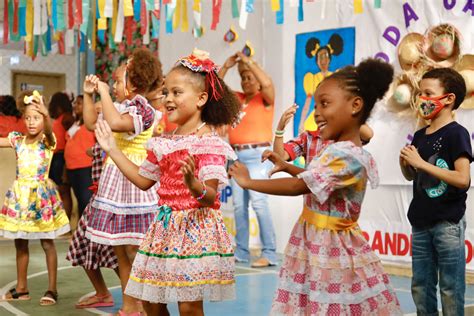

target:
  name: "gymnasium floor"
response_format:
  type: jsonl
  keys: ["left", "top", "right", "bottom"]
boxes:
{"left": 1, "top": 238, "right": 474, "bottom": 315}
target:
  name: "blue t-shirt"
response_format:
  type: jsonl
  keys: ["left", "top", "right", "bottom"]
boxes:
{"left": 408, "top": 121, "right": 473, "bottom": 227}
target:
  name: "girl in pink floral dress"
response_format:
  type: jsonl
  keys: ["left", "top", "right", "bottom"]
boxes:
{"left": 94, "top": 49, "right": 241, "bottom": 316}
{"left": 229, "top": 59, "right": 403, "bottom": 315}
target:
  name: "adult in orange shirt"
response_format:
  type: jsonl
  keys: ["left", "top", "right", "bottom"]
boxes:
{"left": 0, "top": 95, "right": 26, "bottom": 137}
{"left": 49, "top": 92, "right": 75, "bottom": 219}
{"left": 65, "top": 95, "right": 95, "bottom": 217}
{"left": 219, "top": 51, "right": 277, "bottom": 268}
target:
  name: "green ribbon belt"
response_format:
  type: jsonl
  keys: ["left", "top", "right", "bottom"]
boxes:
{"left": 156, "top": 205, "right": 172, "bottom": 229}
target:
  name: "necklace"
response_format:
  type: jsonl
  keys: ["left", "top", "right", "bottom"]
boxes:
{"left": 173, "top": 122, "right": 206, "bottom": 136}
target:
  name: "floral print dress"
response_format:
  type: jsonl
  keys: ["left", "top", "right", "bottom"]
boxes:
{"left": 0, "top": 132, "right": 70, "bottom": 239}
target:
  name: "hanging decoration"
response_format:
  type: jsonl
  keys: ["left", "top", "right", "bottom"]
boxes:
{"left": 241, "top": 40, "right": 254, "bottom": 57}
{"left": 1, "top": 0, "right": 389, "bottom": 59}
{"left": 223, "top": 26, "right": 238, "bottom": 44}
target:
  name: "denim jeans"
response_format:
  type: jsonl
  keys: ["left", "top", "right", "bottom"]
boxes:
{"left": 411, "top": 216, "right": 466, "bottom": 316}
{"left": 230, "top": 146, "right": 277, "bottom": 264}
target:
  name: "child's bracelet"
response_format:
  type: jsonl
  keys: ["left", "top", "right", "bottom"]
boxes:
{"left": 195, "top": 182, "right": 207, "bottom": 201}
{"left": 275, "top": 130, "right": 285, "bottom": 137}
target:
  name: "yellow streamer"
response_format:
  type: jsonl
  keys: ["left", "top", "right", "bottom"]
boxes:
{"left": 173, "top": 0, "right": 181, "bottom": 31}
{"left": 123, "top": 0, "right": 133, "bottom": 17}
{"left": 354, "top": 0, "right": 363, "bottom": 14}
{"left": 112, "top": 0, "right": 118, "bottom": 38}
{"left": 47, "top": 0, "right": 52, "bottom": 16}
{"left": 181, "top": 0, "right": 188, "bottom": 32}
{"left": 192, "top": 0, "right": 200, "bottom": 12}
{"left": 25, "top": 0, "right": 34, "bottom": 42}
{"left": 271, "top": 0, "right": 280, "bottom": 12}
{"left": 98, "top": 0, "right": 106, "bottom": 18}
{"left": 92, "top": 0, "right": 97, "bottom": 51}
{"left": 98, "top": 17, "right": 107, "bottom": 30}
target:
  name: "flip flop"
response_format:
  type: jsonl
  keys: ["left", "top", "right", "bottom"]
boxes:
{"left": 0, "top": 288, "right": 30, "bottom": 301}
{"left": 39, "top": 290, "right": 58, "bottom": 306}
{"left": 75, "top": 293, "right": 114, "bottom": 309}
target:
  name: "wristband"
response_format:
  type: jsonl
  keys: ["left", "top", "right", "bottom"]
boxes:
{"left": 195, "top": 182, "right": 207, "bottom": 201}
{"left": 275, "top": 130, "right": 285, "bottom": 136}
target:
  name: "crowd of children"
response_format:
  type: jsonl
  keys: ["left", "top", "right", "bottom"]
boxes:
{"left": 0, "top": 45, "right": 471, "bottom": 316}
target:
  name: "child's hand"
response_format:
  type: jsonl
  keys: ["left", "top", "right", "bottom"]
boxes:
{"left": 277, "top": 104, "right": 298, "bottom": 131}
{"left": 29, "top": 96, "right": 48, "bottom": 117}
{"left": 262, "top": 150, "right": 288, "bottom": 177}
{"left": 94, "top": 118, "right": 117, "bottom": 153}
{"left": 228, "top": 161, "right": 251, "bottom": 188}
{"left": 400, "top": 145, "right": 424, "bottom": 169}
{"left": 180, "top": 154, "right": 197, "bottom": 189}
{"left": 84, "top": 75, "right": 99, "bottom": 94}
{"left": 236, "top": 51, "right": 251, "bottom": 64}
{"left": 97, "top": 81, "right": 110, "bottom": 95}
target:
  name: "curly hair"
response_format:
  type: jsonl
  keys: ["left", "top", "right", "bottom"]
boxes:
{"left": 0, "top": 95, "right": 22, "bottom": 117}
{"left": 171, "top": 66, "right": 241, "bottom": 127}
{"left": 127, "top": 48, "right": 163, "bottom": 94}
{"left": 422, "top": 68, "right": 466, "bottom": 110}
{"left": 325, "top": 58, "right": 394, "bottom": 123}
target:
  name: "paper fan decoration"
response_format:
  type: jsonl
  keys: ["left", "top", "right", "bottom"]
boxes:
{"left": 242, "top": 41, "right": 255, "bottom": 57}
{"left": 224, "top": 26, "right": 238, "bottom": 44}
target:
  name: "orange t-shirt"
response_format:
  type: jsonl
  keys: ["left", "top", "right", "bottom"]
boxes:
{"left": 228, "top": 92, "right": 274, "bottom": 145}
{"left": 64, "top": 124, "right": 95, "bottom": 170}
{"left": 52, "top": 114, "right": 67, "bottom": 152}
{"left": 0, "top": 116, "right": 26, "bottom": 137}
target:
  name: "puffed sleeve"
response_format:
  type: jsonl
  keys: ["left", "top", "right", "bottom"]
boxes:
{"left": 118, "top": 95, "right": 156, "bottom": 139}
{"left": 192, "top": 137, "right": 237, "bottom": 190}
{"left": 297, "top": 143, "right": 378, "bottom": 204}
{"left": 138, "top": 138, "right": 161, "bottom": 181}
{"left": 7, "top": 131, "right": 23, "bottom": 148}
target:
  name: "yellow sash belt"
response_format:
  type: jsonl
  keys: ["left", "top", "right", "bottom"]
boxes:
{"left": 300, "top": 206, "right": 358, "bottom": 231}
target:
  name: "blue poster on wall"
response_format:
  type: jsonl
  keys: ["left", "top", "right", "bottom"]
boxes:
{"left": 294, "top": 27, "right": 355, "bottom": 137}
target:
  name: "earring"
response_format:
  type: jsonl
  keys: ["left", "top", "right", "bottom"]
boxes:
{"left": 352, "top": 110, "right": 356, "bottom": 115}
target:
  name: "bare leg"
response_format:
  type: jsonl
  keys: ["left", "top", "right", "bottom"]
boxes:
{"left": 143, "top": 302, "right": 170, "bottom": 316}
{"left": 40, "top": 239, "right": 58, "bottom": 305}
{"left": 178, "top": 301, "right": 204, "bottom": 316}
{"left": 58, "top": 184, "right": 73, "bottom": 220}
{"left": 114, "top": 245, "right": 139, "bottom": 313}
{"left": 14, "top": 239, "right": 29, "bottom": 294}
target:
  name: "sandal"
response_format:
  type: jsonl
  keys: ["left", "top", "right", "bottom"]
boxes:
{"left": 39, "top": 290, "right": 58, "bottom": 306}
{"left": 116, "top": 309, "right": 143, "bottom": 316}
{"left": 0, "top": 288, "right": 30, "bottom": 301}
{"left": 75, "top": 293, "right": 114, "bottom": 309}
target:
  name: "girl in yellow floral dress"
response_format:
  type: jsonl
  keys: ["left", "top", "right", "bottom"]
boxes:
{"left": 0, "top": 91, "right": 70, "bottom": 306}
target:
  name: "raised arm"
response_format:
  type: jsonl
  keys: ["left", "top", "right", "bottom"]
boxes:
{"left": 236, "top": 52, "right": 275, "bottom": 105}
{"left": 96, "top": 81, "right": 135, "bottom": 133}
{"left": 218, "top": 54, "right": 238, "bottom": 79}
{"left": 83, "top": 75, "right": 99, "bottom": 131}
{"left": 274, "top": 104, "right": 298, "bottom": 161}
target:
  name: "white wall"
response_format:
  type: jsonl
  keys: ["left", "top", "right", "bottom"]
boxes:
{"left": 0, "top": 49, "right": 79, "bottom": 96}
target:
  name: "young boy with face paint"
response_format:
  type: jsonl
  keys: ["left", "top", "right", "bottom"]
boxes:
{"left": 399, "top": 68, "right": 472, "bottom": 316}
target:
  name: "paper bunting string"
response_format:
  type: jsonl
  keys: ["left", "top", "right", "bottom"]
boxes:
{"left": 133, "top": 0, "right": 140, "bottom": 21}
{"left": 246, "top": 0, "right": 254, "bottom": 13}
{"left": 276, "top": 0, "right": 284, "bottom": 24}
{"left": 192, "top": 0, "right": 202, "bottom": 38}
{"left": 298, "top": 0, "right": 304, "bottom": 21}
{"left": 104, "top": 0, "right": 113, "bottom": 17}
{"left": 19, "top": 0, "right": 26, "bottom": 36}
{"left": 74, "top": 0, "right": 82, "bottom": 27}
{"left": 374, "top": 0, "right": 381, "bottom": 9}
{"left": 271, "top": 0, "right": 280, "bottom": 12}
{"left": 166, "top": 1, "right": 175, "bottom": 34}
{"left": 33, "top": 0, "right": 41, "bottom": 35}
{"left": 231, "top": 0, "right": 239, "bottom": 18}
{"left": 13, "top": 0, "right": 19, "bottom": 35}
{"left": 114, "top": 0, "right": 124, "bottom": 42}
{"left": 354, "top": 0, "right": 363, "bottom": 14}
{"left": 151, "top": 9, "right": 160, "bottom": 38}
{"left": 210, "top": 0, "right": 222, "bottom": 30}
{"left": 25, "top": 0, "right": 33, "bottom": 42}
{"left": 321, "top": 0, "right": 326, "bottom": 19}
{"left": 140, "top": 0, "right": 148, "bottom": 35}
{"left": 3, "top": 0, "right": 9, "bottom": 44}
{"left": 239, "top": 0, "right": 249, "bottom": 30}
{"left": 123, "top": 0, "right": 133, "bottom": 16}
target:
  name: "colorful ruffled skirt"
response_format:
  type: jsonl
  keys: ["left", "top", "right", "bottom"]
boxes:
{"left": 0, "top": 178, "right": 70, "bottom": 239}
{"left": 271, "top": 216, "right": 402, "bottom": 315}
{"left": 125, "top": 207, "right": 235, "bottom": 303}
